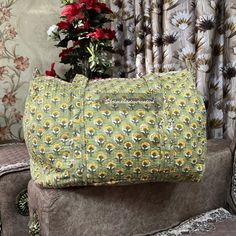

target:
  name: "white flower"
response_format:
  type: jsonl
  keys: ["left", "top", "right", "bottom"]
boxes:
{"left": 226, "top": 102, "right": 236, "bottom": 119}
{"left": 162, "top": 31, "right": 179, "bottom": 45}
{"left": 222, "top": 62, "right": 236, "bottom": 79}
{"left": 196, "top": 14, "right": 215, "bottom": 31}
{"left": 225, "top": 16, "right": 236, "bottom": 38}
{"left": 178, "top": 46, "right": 195, "bottom": 62}
{"left": 171, "top": 11, "right": 192, "bottom": 30}
{"left": 47, "top": 25, "right": 59, "bottom": 38}
{"left": 196, "top": 54, "right": 211, "bottom": 72}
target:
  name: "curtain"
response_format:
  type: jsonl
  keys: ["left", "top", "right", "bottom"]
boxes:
{"left": 109, "top": 0, "right": 236, "bottom": 140}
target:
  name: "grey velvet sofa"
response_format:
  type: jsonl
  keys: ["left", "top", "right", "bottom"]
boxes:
{"left": 0, "top": 143, "right": 30, "bottom": 236}
{"left": 0, "top": 138, "right": 234, "bottom": 235}
{"left": 27, "top": 139, "right": 234, "bottom": 236}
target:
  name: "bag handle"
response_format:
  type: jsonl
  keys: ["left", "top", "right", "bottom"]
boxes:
{"left": 72, "top": 74, "right": 89, "bottom": 89}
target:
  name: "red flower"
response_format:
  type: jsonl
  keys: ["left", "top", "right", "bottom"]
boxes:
{"left": 61, "top": 3, "right": 85, "bottom": 22}
{"left": 60, "top": 1, "right": 112, "bottom": 23}
{"left": 2, "top": 92, "right": 16, "bottom": 106}
{"left": 83, "top": 20, "right": 90, "bottom": 29}
{"left": 80, "top": 0, "right": 112, "bottom": 13}
{"left": 45, "top": 63, "right": 56, "bottom": 77}
{"left": 87, "top": 28, "right": 116, "bottom": 40}
{"left": 73, "top": 41, "right": 81, "bottom": 47}
{"left": 57, "top": 21, "right": 72, "bottom": 30}
{"left": 80, "top": 0, "right": 100, "bottom": 12}
{"left": 59, "top": 47, "right": 74, "bottom": 61}
{"left": 96, "top": 2, "right": 113, "bottom": 13}
{"left": 80, "top": 0, "right": 97, "bottom": 8}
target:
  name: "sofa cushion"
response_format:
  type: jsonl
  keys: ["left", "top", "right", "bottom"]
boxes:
{"left": 28, "top": 139, "right": 232, "bottom": 236}
{"left": 149, "top": 208, "right": 235, "bottom": 236}
{"left": 190, "top": 214, "right": 236, "bottom": 236}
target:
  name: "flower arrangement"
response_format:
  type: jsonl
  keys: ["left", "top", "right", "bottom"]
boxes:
{"left": 46, "top": 0, "right": 115, "bottom": 82}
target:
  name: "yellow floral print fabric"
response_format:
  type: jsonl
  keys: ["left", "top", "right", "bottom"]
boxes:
{"left": 23, "top": 69, "right": 207, "bottom": 188}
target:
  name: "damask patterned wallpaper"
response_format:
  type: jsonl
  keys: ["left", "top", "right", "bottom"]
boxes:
{"left": 0, "top": 0, "right": 60, "bottom": 142}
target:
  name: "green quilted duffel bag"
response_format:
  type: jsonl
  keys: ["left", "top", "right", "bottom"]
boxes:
{"left": 23, "top": 69, "right": 207, "bottom": 188}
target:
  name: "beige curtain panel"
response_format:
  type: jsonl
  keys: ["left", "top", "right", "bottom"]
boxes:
{"left": 110, "top": 0, "right": 236, "bottom": 140}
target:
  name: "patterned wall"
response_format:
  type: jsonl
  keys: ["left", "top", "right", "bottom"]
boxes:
{"left": 0, "top": 0, "right": 60, "bottom": 142}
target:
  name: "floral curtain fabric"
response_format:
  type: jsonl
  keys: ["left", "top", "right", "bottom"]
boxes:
{"left": 110, "top": 0, "right": 236, "bottom": 140}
